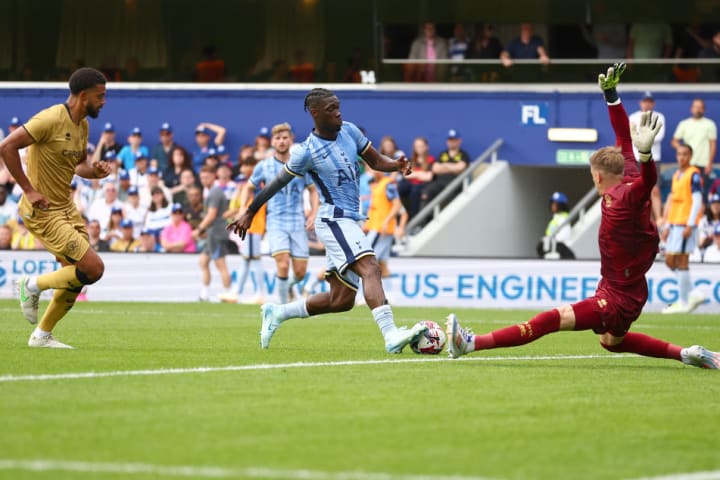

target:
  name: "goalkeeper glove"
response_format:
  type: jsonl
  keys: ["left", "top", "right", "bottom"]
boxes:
{"left": 631, "top": 111, "right": 663, "bottom": 162}
{"left": 598, "top": 63, "right": 626, "bottom": 103}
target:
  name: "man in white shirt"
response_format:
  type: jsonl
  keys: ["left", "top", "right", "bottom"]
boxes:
{"left": 672, "top": 98, "right": 718, "bottom": 197}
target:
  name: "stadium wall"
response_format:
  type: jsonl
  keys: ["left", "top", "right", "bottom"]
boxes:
{"left": 1, "top": 83, "right": 720, "bottom": 166}
{"left": 1, "top": 252, "right": 719, "bottom": 313}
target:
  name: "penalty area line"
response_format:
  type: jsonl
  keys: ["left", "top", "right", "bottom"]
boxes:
{"left": 0, "top": 459, "right": 498, "bottom": 480}
{"left": 0, "top": 354, "right": 637, "bottom": 383}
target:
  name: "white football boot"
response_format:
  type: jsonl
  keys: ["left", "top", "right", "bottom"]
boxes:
{"left": 446, "top": 313, "right": 474, "bottom": 359}
{"left": 385, "top": 323, "right": 428, "bottom": 354}
{"left": 260, "top": 303, "right": 283, "bottom": 349}
{"left": 15, "top": 275, "right": 40, "bottom": 325}
{"left": 681, "top": 345, "right": 720, "bottom": 369}
{"left": 28, "top": 333, "right": 74, "bottom": 349}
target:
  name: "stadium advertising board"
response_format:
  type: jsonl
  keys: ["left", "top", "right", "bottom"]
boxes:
{"left": 1, "top": 252, "right": 719, "bottom": 312}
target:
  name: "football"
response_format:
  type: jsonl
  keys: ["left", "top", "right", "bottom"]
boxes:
{"left": 410, "top": 320, "right": 447, "bottom": 355}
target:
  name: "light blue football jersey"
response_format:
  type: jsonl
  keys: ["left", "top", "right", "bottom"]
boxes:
{"left": 249, "top": 156, "right": 311, "bottom": 232}
{"left": 286, "top": 121, "right": 370, "bottom": 221}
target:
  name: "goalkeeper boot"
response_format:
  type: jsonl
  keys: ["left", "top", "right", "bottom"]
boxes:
{"left": 15, "top": 275, "right": 40, "bottom": 325}
{"left": 681, "top": 345, "right": 720, "bottom": 369}
{"left": 260, "top": 303, "right": 283, "bottom": 349}
{"left": 446, "top": 313, "right": 473, "bottom": 359}
{"left": 385, "top": 323, "right": 428, "bottom": 354}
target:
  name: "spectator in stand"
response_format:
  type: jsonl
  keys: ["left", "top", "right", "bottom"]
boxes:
{"left": 419, "top": 129, "right": 470, "bottom": 211}
{"left": 581, "top": 24, "right": 628, "bottom": 59}
{"left": 232, "top": 144, "right": 255, "bottom": 179}
{"left": 137, "top": 228, "right": 162, "bottom": 253}
{"left": 672, "top": 98, "right": 717, "bottom": 197}
{"left": 150, "top": 122, "right": 179, "bottom": 172}
{"left": 378, "top": 135, "right": 405, "bottom": 161}
{"left": 289, "top": 49, "right": 316, "bottom": 83}
{"left": 627, "top": 23, "right": 673, "bottom": 60}
{"left": 215, "top": 144, "right": 231, "bottom": 166}
{"left": 171, "top": 169, "right": 199, "bottom": 210}
{"left": 129, "top": 151, "right": 151, "bottom": 192}
{"left": 192, "top": 122, "right": 226, "bottom": 173}
{"left": 140, "top": 166, "right": 171, "bottom": 207}
{"left": 466, "top": 24, "right": 503, "bottom": 82}
{"left": 629, "top": 91, "right": 666, "bottom": 225}
{"left": 0, "top": 224, "right": 13, "bottom": 249}
{"left": 95, "top": 122, "right": 123, "bottom": 161}
{"left": 87, "top": 219, "right": 109, "bottom": 252}
{"left": 501, "top": 23, "right": 550, "bottom": 68}
{"left": 255, "top": 127, "right": 272, "bottom": 160}
{"left": 99, "top": 150, "right": 122, "bottom": 187}
{"left": 536, "top": 191, "right": 575, "bottom": 259}
{"left": 102, "top": 206, "right": 124, "bottom": 248}
{"left": 697, "top": 193, "right": 720, "bottom": 252}
{"left": 407, "top": 22, "right": 449, "bottom": 82}
{"left": 12, "top": 217, "right": 42, "bottom": 250}
{"left": 448, "top": 23, "right": 470, "bottom": 80}
{"left": 164, "top": 146, "right": 194, "bottom": 190}
{"left": 397, "top": 136, "right": 435, "bottom": 219}
{"left": 123, "top": 186, "right": 147, "bottom": 238}
{"left": 160, "top": 202, "right": 196, "bottom": 253}
{"left": 702, "top": 224, "right": 720, "bottom": 262}
{"left": 184, "top": 186, "right": 205, "bottom": 231}
{"left": 698, "top": 30, "right": 720, "bottom": 82}
{"left": 116, "top": 169, "right": 132, "bottom": 201}
{"left": 215, "top": 162, "right": 237, "bottom": 200}
{"left": 116, "top": 127, "right": 149, "bottom": 171}
{"left": 0, "top": 225, "right": 13, "bottom": 250}
{"left": 87, "top": 182, "right": 123, "bottom": 236}
{"left": 195, "top": 45, "right": 226, "bottom": 82}
{"left": 144, "top": 185, "right": 172, "bottom": 239}
{"left": 110, "top": 219, "right": 141, "bottom": 252}
{"left": 671, "top": 25, "right": 711, "bottom": 83}
{"left": 0, "top": 183, "right": 18, "bottom": 226}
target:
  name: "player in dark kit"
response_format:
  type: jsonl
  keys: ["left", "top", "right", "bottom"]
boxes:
{"left": 446, "top": 63, "right": 720, "bottom": 369}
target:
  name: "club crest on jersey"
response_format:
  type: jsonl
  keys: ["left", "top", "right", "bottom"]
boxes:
{"left": 604, "top": 194, "right": 612, "bottom": 208}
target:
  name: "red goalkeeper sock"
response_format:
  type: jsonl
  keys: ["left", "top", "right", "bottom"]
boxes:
{"left": 601, "top": 332, "right": 682, "bottom": 360}
{"left": 473, "top": 309, "right": 561, "bottom": 351}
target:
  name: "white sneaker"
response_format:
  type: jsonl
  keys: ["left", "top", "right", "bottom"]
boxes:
{"left": 28, "top": 333, "right": 74, "bottom": 349}
{"left": 218, "top": 292, "right": 239, "bottom": 303}
{"left": 662, "top": 301, "right": 689, "bottom": 314}
{"left": 682, "top": 345, "right": 720, "bottom": 369}
{"left": 445, "top": 313, "right": 474, "bottom": 359}
{"left": 687, "top": 291, "right": 707, "bottom": 313}
{"left": 14, "top": 275, "right": 40, "bottom": 325}
{"left": 260, "top": 303, "right": 283, "bottom": 349}
{"left": 385, "top": 323, "right": 428, "bottom": 354}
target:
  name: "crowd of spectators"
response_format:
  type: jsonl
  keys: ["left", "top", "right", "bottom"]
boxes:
{"left": 398, "top": 23, "right": 720, "bottom": 83}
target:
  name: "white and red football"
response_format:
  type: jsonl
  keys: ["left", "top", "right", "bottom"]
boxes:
{"left": 410, "top": 320, "right": 447, "bottom": 355}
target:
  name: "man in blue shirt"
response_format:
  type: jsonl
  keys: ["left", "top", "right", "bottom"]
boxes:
{"left": 229, "top": 88, "right": 427, "bottom": 353}
{"left": 241, "top": 122, "right": 319, "bottom": 304}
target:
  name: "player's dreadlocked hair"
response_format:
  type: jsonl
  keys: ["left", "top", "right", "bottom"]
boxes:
{"left": 303, "top": 88, "right": 335, "bottom": 112}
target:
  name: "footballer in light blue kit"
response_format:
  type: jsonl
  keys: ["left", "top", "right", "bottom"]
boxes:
{"left": 228, "top": 88, "right": 428, "bottom": 354}
{"left": 246, "top": 122, "right": 318, "bottom": 304}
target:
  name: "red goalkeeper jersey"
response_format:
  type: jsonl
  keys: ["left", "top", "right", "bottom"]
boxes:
{"left": 598, "top": 102, "right": 659, "bottom": 287}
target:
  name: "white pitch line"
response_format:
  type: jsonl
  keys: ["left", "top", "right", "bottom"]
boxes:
{"left": 627, "top": 471, "right": 720, "bottom": 480}
{"left": 0, "top": 459, "right": 497, "bottom": 480}
{"left": 0, "top": 354, "right": 636, "bottom": 383}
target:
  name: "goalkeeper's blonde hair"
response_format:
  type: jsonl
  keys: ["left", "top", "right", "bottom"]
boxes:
{"left": 589, "top": 146, "right": 624, "bottom": 176}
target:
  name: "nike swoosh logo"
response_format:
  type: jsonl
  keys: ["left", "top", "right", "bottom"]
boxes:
{"left": 19, "top": 282, "right": 28, "bottom": 302}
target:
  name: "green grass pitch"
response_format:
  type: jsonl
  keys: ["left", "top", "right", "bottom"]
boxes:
{"left": 0, "top": 299, "right": 718, "bottom": 480}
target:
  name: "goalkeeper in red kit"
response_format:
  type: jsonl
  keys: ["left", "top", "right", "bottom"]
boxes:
{"left": 446, "top": 63, "right": 719, "bottom": 369}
